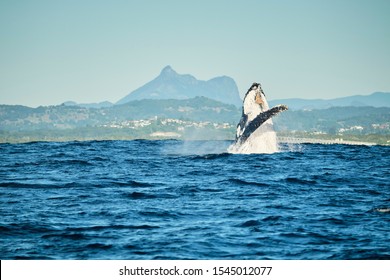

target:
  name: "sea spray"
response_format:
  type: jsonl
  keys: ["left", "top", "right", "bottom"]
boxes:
{"left": 166, "top": 126, "right": 232, "bottom": 155}
{"left": 162, "top": 140, "right": 231, "bottom": 156}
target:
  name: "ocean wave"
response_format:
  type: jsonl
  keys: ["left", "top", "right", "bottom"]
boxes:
{"left": 1, "top": 140, "right": 389, "bottom": 260}
{"left": 189, "top": 152, "right": 231, "bottom": 160}
{"left": 125, "top": 191, "right": 158, "bottom": 199}
{"left": 222, "top": 178, "right": 269, "bottom": 187}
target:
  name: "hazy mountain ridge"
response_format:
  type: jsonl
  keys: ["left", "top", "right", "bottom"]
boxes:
{"left": 116, "top": 66, "right": 242, "bottom": 107}
{"left": 62, "top": 101, "right": 114, "bottom": 108}
{"left": 269, "top": 92, "right": 390, "bottom": 110}
{"left": 63, "top": 91, "right": 390, "bottom": 110}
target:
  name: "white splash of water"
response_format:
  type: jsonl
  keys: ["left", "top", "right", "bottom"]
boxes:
{"left": 227, "top": 118, "right": 280, "bottom": 154}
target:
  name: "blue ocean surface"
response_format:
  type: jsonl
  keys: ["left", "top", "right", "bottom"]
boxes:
{"left": 0, "top": 140, "right": 389, "bottom": 260}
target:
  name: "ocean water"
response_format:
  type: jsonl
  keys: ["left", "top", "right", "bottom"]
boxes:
{"left": 0, "top": 140, "right": 389, "bottom": 260}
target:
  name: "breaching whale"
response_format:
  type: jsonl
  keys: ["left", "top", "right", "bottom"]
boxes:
{"left": 228, "top": 83, "right": 288, "bottom": 154}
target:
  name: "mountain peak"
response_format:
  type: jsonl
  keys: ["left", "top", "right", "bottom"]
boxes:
{"left": 116, "top": 66, "right": 242, "bottom": 107}
{"left": 160, "top": 65, "right": 177, "bottom": 76}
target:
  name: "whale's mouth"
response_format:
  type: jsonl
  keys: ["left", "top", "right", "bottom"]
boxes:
{"left": 255, "top": 91, "right": 264, "bottom": 106}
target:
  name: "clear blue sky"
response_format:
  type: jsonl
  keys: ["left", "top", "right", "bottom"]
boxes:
{"left": 1, "top": 0, "right": 389, "bottom": 107}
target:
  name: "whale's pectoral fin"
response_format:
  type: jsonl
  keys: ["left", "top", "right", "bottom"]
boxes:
{"left": 239, "top": 104, "right": 288, "bottom": 143}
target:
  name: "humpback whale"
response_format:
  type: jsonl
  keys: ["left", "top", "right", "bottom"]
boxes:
{"left": 228, "top": 83, "right": 288, "bottom": 154}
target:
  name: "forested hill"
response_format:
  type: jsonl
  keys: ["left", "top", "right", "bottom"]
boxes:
{"left": 272, "top": 106, "right": 389, "bottom": 134}
{"left": 0, "top": 97, "right": 240, "bottom": 131}
{"left": 0, "top": 97, "right": 388, "bottom": 136}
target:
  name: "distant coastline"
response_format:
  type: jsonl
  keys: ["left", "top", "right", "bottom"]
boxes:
{"left": 1, "top": 130, "right": 388, "bottom": 146}
{"left": 277, "top": 137, "right": 376, "bottom": 146}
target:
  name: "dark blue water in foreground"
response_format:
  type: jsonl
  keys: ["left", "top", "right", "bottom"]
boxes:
{"left": 0, "top": 140, "right": 389, "bottom": 260}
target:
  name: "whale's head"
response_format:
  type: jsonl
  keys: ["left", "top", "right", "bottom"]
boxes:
{"left": 243, "top": 82, "right": 268, "bottom": 113}
{"left": 248, "top": 82, "right": 261, "bottom": 91}
{"left": 246, "top": 83, "right": 263, "bottom": 97}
